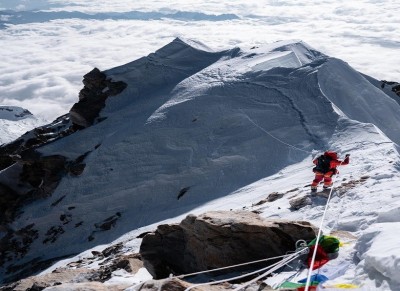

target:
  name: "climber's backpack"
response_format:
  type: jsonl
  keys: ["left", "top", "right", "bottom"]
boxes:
{"left": 314, "top": 155, "right": 332, "bottom": 174}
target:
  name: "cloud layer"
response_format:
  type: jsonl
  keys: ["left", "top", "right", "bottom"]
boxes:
{"left": 0, "top": 0, "right": 399, "bottom": 121}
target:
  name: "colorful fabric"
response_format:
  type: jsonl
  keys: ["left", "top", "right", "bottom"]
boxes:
{"left": 298, "top": 274, "right": 329, "bottom": 283}
{"left": 280, "top": 281, "right": 305, "bottom": 288}
{"left": 308, "top": 235, "right": 340, "bottom": 254}
{"left": 307, "top": 245, "right": 329, "bottom": 270}
{"left": 296, "top": 286, "right": 318, "bottom": 291}
{"left": 279, "top": 281, "right": 319, "bottom": 290}
{"left": 324, "top": 283, "right": 360, "bottom": 289}
{"left": 320, "top": 236, "right": 340, "bottom": 253}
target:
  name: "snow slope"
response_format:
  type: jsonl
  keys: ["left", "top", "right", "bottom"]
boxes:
{"left": 1, "top": 38, "right": 400, "bottom": 289}
{"left": 0, "top": 106, "right": 45, "bottom": 145}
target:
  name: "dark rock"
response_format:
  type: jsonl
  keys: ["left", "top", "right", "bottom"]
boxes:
{"left": 65, "top": 151, "right": 90, "bottom": 176}
{"left": 69, "top": 68, "right": 127, "bottom": 128}
{"left": 140, "top": 211, "right": 316, "bottom": 279}
{"left": 60, "top": 214, "right": 72, "bottom": 225}
{"left": 0, "top": 114, "right": 74, "bottom": 173}
{"left": 20, "top": 155, "right": 67, "bottom": 194}
{"left": 75, "top": 221, "right": 83, "bottom": 228}
{"left": 0, "top": 268, "right": 96, "bottom": 291}
{"left": 102, "top": 243, "right": 124, "bottom": 258}
{"left": 91, "top": 251, "right": 103, "bottom": 257}
{"left": 93, "top": 213, "right": 122, "bottom": 232}
{"left": 253, "top": 192, "right": 284, "bottom": 207}
{"left": 68, "top": 163, "right": 86, "bottom": 176}
{"left": 177, "top": 186, "right": 190, "bottom": 200}
{"left": 51, "top": 195, "right": 66, "bottom": 207}
{"left": 43, "top": 226, "right": 65, "bottom": 244}
{"left": 289, "top": 196, "right": 312, "bottom": 210}
{"left": 0, "top": 224, "right": 39, "bottom": 267}
{"left": 335, "top": 178, "right": 368, "bottom": 197}
{"left": 92, "top": 254, "right": 143, "bottom": 282}
{"left": 0, "top": 152, "right": 79, "bottom": 225}
{"left": 0, "top": 282, "right": 18, "bottom": 291}
{"left": 0, "top": 140, "right": 24, "bottom": 171}
{"left": 381, "top": 80, "right": 400, "bottom": 97}
{"left": 267, "top": 192, "right": 284, "bottom": 202}
{"left": 134, "top": 278, "right": 191, "bottom": 291}
{"left": 26, "top": 282, "right": 50, "bottom": 291}
{"left": 0, "top": 183, "right": 20, "bottom": 223}
{"left": 137, "top": 231, "right": 153, "bottom": 239}
{"left": 4, "top": 254, "right": 75, "bottom": 285}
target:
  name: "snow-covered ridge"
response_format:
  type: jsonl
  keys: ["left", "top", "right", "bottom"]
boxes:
{"left": 1, "top": 39, "right": 400, "bottom": 289}
{"left": 0, "top": 106, "right": 32, "bottom": 121}
{"left": 0, "top": 106, "right": 45, "bottom": 145}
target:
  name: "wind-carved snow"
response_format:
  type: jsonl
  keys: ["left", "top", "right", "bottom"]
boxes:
{"left": 318, "top": 58, "right": 400, "bottom": 144}
{"left": 355, "top": 223, "right": 400, "bottom": 289}
{"left": 2, "top": 38, "right": 400, "bottom": 289}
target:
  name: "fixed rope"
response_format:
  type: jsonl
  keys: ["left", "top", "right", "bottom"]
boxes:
{"left": 173, "top": 253, "right": 292, "bottom": 280}
{"left": 184, "top": 249, "right": 306, "bottom": 291}
{"left": 239, "top": 109, "right": 314, "bottom": 154}
{"left": 304, "top": 160, "right": 345, "bottom": 291}
{"left": 232, "top": 249, "right": 308, "bottom": 291}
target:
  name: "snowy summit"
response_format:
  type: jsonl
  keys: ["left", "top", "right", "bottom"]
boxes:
{"left": 0, "top": 106, "right": 45, "bottom": 145}
{"left": 0, "top": 38, "right": 400, "bottom": 290}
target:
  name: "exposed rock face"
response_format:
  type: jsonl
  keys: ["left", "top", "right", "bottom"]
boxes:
{"left": 69, "top": 68, "right": 127, "bottom": 128}
{"left": 0, "top": 244, "right": 144, "bottom": 290}
{"left": 0, "top": 152, "right": 88, "bottom": 225}
{"left": 140, "top": 211, "right": 317, "bottom": 279}
{"left": 0, "top": 184, "right": 19, "bottom": 223}
{"left": 0, "top": 68, "right": 127, "bottom": 283}
{"left": 289, "top": 195, "right": 312, "bottom": 210}
{"left": 0, "top": 151, "right": 93, "bottom": 275}
{"left": 0, "top": 114, "right": 72, "bottom": 172}
{"left": 0, "top": 268, "right": 95, "bottom": 291}
{"left": 381, "top": 80, "right": 400, "bottom": 97}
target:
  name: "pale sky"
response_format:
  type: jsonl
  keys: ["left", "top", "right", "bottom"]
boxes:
{"left": 0, "top": 0, "right": 399, "bottom": 120}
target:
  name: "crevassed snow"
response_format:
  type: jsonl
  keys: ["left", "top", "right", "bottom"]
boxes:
{"left": 2, "top": 39, "right": 400, "bottom": 290}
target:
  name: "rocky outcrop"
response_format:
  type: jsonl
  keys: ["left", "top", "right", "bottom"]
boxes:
{"left": 0, "top": 151, "right": 92, "bottom": 275}
{"left": 0, "top": 114, "right": 72, "bottom": 172}
{"left": 0, "top": 151, "right": 89, "bottom": 225}
{"left": 289, "top": 195, "right": 312, "bottom": 210}
{"left": 140, "top": 211, "right": 317, "bottom": 279}
{"left": 0, "top": 69, "right": 125, "bottom": 173}
{"left": 0, "top": 268, "right": 95, "bottom": 291}
{"left": 69, "top": 68, "right": 127, "bottom": 128}
{"left": 131, "top": 277, "right": 273, "bottom": 291}
{"left": 0, "top": 242, "right": 144, "bottom": 290}
{"left": 381, "top": 80, "right": 400, "bottom": 97}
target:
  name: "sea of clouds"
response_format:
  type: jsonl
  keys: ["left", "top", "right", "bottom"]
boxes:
{"left": 0, "top": 0, "right": 399, "bottom": 121}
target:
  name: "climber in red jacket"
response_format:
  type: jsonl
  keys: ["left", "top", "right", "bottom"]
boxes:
{"left": 311, "top": 151, "right": 350, "bottom": 192}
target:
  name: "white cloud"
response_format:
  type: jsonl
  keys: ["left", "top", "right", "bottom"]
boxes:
{"left": 0, "top": 0, "right": 399, "bottom": 121}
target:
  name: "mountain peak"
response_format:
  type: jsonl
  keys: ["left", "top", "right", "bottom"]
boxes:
{"left": 171, "top": 37, "right": 215, "bottom": 52}
{"left": 0, "top": 106, "right": 33, "bottom": 121}
{"left": 1, "top": 39, "right": 400, "bottom": 289}
{"left": 0, "top": 106, "right": 47, "bottom": 145}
